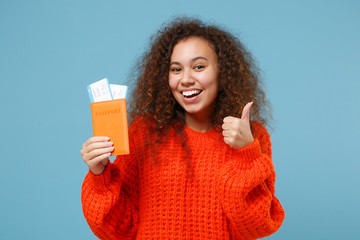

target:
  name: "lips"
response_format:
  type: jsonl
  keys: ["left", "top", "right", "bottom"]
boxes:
{"left": 181, "top": 90, "right": 202, "bottom": 98}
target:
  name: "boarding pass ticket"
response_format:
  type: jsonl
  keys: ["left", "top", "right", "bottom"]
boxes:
{"left": 88, "top": 78, "right": 127, "bottom": 103}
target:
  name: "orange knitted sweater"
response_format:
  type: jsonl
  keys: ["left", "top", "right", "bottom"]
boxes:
{"left": 81, "top": 119, "right": 285, "bottom": 239}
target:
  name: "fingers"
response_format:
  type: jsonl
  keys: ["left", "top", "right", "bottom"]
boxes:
{"left": 241, "top": 102, "right": 253, "bottom": 121}
{"left": 80, "top": 136, "right": 113, "bottom": 175}
{"left": 86, "top": 152, "right": 110, "bottom": 170}
{"left": 83, "top": 144, "right": 114, "bottom": 161}
{"left": 81, "top": 136, "right": 113, "bottom": 161}
{"left": 223, "top": 116, "right": 236, "bottom": 123}
{"left": 222, "top": 116, "right": 240, "bottom": 132}
{"left": 82, "top": 136, "right": 110, "bottom": 150}
{"left": 221, "top": 102, "right": 254, "bottom": 149}
{"left": 82, "top": 141, "right": 113, "bottom": 155}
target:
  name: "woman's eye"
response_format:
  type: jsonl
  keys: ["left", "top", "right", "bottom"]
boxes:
{"left": 194, "top": 65, "right": 205, "bottom": 70}
{"left": 171, "top": 67, "right": 181, "bottom": 72}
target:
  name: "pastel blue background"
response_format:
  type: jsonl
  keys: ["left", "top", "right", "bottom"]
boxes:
{"left": 1, "top": 0, "right": 359, "bottom": 239}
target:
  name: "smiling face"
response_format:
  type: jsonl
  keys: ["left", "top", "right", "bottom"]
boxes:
{"left": 169, "top": 37, "right": 219, "bottom": 123}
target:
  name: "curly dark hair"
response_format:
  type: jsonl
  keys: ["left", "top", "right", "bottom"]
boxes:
{"left": 128, "top": 17, "right": 271, "bottom": 164}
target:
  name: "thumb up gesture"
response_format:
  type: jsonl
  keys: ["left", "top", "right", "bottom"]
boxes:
{"left": 222, "top": 102, "right": 254, "bottom": 149}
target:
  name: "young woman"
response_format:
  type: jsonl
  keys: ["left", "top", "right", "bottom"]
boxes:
{"left": 80, "top": 18, "right": 285, "bottom": 239}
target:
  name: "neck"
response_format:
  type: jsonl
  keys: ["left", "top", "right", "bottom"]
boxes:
{"left": 185, "top": 112, "right": 213, "bottom": 133}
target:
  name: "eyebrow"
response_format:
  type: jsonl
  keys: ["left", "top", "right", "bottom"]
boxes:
{"left": 170, "top": 56, "right": 208, "bottom": 65}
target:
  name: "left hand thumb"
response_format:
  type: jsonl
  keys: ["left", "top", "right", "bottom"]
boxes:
{"left": 241, "top": 102, "right": 253, "bottom": 121}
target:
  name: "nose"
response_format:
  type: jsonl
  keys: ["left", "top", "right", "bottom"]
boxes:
{"left": 180, "top": 69, "right": 195, "bottom": 86}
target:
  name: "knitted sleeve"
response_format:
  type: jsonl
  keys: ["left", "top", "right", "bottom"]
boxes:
{"left": 81, "top": 122, "right": 142, "bottom": 240}
{"left": 217, "top": 122, "right": 285, "bottom": 239}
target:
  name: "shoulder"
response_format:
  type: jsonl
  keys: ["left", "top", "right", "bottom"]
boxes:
{"left": 127, "top": 117, "right": 150, "bottom": 142}
{"left": 129, "top": 116, "right": 154, "bottom": 133}
{"left": 250, "top": 121, "right": 270, "bottom": 137}
{"left": 250, "top": 121, "right": 272, "bottom": 155}
{"left": 250, "top": 121, "right": 271, "bottom": 146}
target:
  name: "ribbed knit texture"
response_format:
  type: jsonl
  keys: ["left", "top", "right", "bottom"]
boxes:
{"left": 81, "top": 119, "right": 285, "bottom": 239}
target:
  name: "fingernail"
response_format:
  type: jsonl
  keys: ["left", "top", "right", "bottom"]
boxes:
{"left": 108, "top": 142, "right": 113, "bottom": 146}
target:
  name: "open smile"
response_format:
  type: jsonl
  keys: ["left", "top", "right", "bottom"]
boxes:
{"left": 181, "top": 90, "right": 203, "bottom": 98}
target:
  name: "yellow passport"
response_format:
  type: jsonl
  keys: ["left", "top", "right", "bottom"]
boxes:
{"left": 90, "top": 99, "right": 129, "bottom": 155}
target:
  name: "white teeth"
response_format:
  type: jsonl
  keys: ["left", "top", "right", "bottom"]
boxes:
{"left": 182, "top": 90, "right": 201, "bottom": 97}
